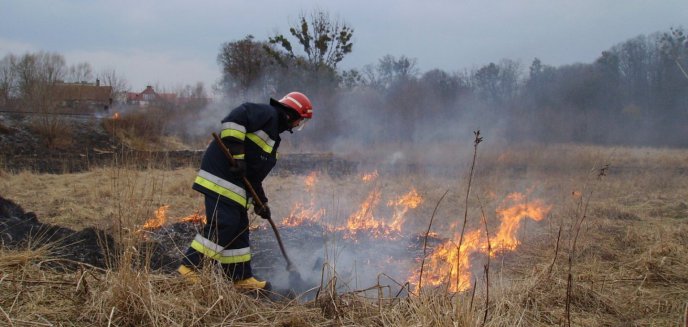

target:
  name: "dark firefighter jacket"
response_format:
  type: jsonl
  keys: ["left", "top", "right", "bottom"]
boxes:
{"left": 192, "top": 102, "right": 291, "bottom": 208}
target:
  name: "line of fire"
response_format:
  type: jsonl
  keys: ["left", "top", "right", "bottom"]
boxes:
{"left": 137, "top": 169, "right": 551, "bottom": 295}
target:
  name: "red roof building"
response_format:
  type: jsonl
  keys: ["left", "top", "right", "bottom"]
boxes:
{"left": 126, "top": 86, "right": 177, "bottom": 107}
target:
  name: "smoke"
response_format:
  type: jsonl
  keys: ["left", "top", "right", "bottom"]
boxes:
{"left": 256, "top": 226, "right": 424, "bottom": 298}
{"left": 185, "top": 98, "right": 241, "bottom": 142}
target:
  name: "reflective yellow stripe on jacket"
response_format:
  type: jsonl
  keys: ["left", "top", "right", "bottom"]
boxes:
{"left": 220, "top": 122, "right": 246, "bottom": 140}
{"left": 190, "top": 234, "right": 251, "bottom": 264}
{"left": 220, "top": 122, "right": 246, "bottom": 159}
{"left": 246, "top": 130, "right": 275, "bottom": 154}
{"left": 194, "top": 169, "right": 247, "bottom": 207}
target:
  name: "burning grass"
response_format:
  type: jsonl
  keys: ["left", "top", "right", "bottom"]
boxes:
{"left": 1, "top": 143, "right": 688, "bottom": 326}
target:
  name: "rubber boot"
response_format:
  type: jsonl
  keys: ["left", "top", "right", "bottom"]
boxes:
{"left": 177, "top": 265, "right": 200, "bottom": 284}
{"left": 234, "top": 276, "right": 271, "bottom": 291}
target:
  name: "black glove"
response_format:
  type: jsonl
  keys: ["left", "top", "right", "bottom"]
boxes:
{"left": 229, "top": 159, "right": 246, "bottom": 177}
{"left": 254, "top": 204, "right": 271, "bottom": 220}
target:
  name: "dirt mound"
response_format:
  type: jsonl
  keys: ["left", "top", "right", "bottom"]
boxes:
{"left": 0, "top": 195, "right": 189, "bottom": 272}
{"left": 0, "top": 195, "right": 116, "bottom": 269}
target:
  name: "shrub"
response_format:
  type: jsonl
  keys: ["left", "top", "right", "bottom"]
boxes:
{"left": 27, "top": 114, "right": 73, "bottom": 149}
{"left": 102, "top": 107, "right": 171, "bottom": 149}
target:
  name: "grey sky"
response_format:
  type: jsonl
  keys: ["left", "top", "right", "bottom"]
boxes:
{"left": 1, "top": 0, "right": 686, "bottom": 92}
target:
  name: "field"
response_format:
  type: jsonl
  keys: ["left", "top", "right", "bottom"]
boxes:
{"left": 1, "top": 142, "right": 687, "bottom": 326}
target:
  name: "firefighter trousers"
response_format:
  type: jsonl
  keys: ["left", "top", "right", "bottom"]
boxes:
{"left": 181, "top": 196, "right": 253, "bottom": 280}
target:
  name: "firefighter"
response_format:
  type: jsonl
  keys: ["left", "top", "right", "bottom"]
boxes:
{"left": 178, "top": 92, "right": 313, "bottom": 290}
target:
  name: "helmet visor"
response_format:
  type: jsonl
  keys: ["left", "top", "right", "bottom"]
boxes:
{"left": 295, "top": 118, "right": 309, "bottom": 131}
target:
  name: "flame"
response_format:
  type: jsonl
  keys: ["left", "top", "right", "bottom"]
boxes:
{"left": 282, "top": 202, "right": 326, "bottom": 227}
{"left": 411, "top": 192, "right": 551, "bottom": 292}
{"left": 304, "top": 171, "right": 317, "bottom": 190}
{"left": 143, "top": 205, "right": 169, "bottom": 229}
{"left": 278, "top": 169, "right": 427, "bottom": 241}
{"left": 337, "top": 187, "right": 423, "bottom": 239}
{"left": 411, "top": 230, "right": 482, "bottom": 292}
{"left": 361, "top": 170, "right": 379, "bottom": 182}
{"left": 387, "top": 188, "right": 422, "bottom": 231}
{"left": 141, "top": 205, "right": 206, "bottom": 230}
{"left": 491, "top": 193, "right": 550, "bottom": 252}
{"left": 180, "top": 210, "right": 206, "bottom": 224}
{"left": 343, "top": 187, "right": 383, "bottom": 237}
{"left": 281, "top": 171, "right": 326, "bottom": 227}
{"left": 279, "top": 172, "right": 425, "bottom": 240}
{"left": 111, "top": 112, "right": 120, "bottom": 120}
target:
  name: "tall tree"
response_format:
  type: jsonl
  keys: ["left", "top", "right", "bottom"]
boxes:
{"left": 615, "top": 36, "right": 652, "bottom": 107}
{"left": 594, "top": 51, "right": 622, "bottom": 110}
{"left": 0, "top": 54, "right": 18, "bottom": 107}
{"left": 471, "top": 60, "right": 521, "bottom": 106}
{"left": 525, "top": 57, "right": 557, "bottom": 107}
{"left": 660, "top": 27, "right": 688, "bottom": 81}
{"left": 14, "top": 51, "right": 66, "bottom": 112}
{"left": 269, "top": 9, "right": 353, "bottom": 70}
{"left": 218, "top": 35, "right": 275, "bottom": 97}
{"left": 420, "top": 68, "right": 465, "bottom": 105}
{"left": 67, "top": 62, "right": 93, "bottom": 83}
{"left": 364, "top": 55, "right": 418, "bottom": 91}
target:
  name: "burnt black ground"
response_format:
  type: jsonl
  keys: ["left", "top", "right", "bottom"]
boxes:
{"left": 0, "top": 195, "right": 116, "bottom": 270}
{"left": 1, "top": 194, "right": 446, "bottom": 299}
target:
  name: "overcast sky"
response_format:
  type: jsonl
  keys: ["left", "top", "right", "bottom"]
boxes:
{"left": 1, "top": 0, "right": 686, "bottom": 92}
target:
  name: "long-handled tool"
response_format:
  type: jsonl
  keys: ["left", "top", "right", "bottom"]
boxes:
{"left": 211, "top": 133, "right": 298, "bottom": 275}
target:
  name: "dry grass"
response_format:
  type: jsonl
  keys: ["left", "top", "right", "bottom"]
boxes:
{"left": 1, "top": 143, "right": 687, "bottom": 326}
{"left": 101, "top": 109, "right": 192, "bottom": 151}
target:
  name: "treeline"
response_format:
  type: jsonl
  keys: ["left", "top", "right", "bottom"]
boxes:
{"left": 218, "top": 15, "right": 688, "bottom": 148}
{"left": 0, "top": 52, "right": 128, "bottom": 111}
{"left": 2, "top": 9, "right": 686, "bottom": 149}
{"left": 0, "top": 51, "right": 208, "bottom": 111}
{"left": 0, "top": 51, "right": 211, "bottom": 148}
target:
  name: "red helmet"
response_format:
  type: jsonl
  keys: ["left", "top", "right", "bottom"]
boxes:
{"left": 278, "top": 92, "right": 313, "bottom": 119}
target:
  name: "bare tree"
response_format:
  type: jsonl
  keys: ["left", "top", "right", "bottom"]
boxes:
{"left": 10, "top": 51, "right": 69, "bottom": 147}
{"left": 0, "top": 54, "right": 18, "bottom": 107}
{"left": 14, "top": 51, "right": 66, "bottom": 112}
{"left": 99, "top": 68, "right": 129, "bottom": 103}
{"left": 67, "top": 62, "right": 94, "bottom": 83}
{"left": 177, "top": 82, "right": 209, "bottom": 109}
{"left": 375, "top": 55, "right": 418, "bottom": 89}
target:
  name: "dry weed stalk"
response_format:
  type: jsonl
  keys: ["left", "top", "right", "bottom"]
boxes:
{"left": 548, "top": 224, "right": 562, "bottom": 276}
{"left": 454, "top": 130, "right": 483, "bottom": 292}
{"left": 565, "top": 164, "right": 608, "bottom": 326}
{"left": 418, "top": 189, "right": 449, "bottom": 293}
{"left": 477, "top": 195, "right": 491, "bottom": 326}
